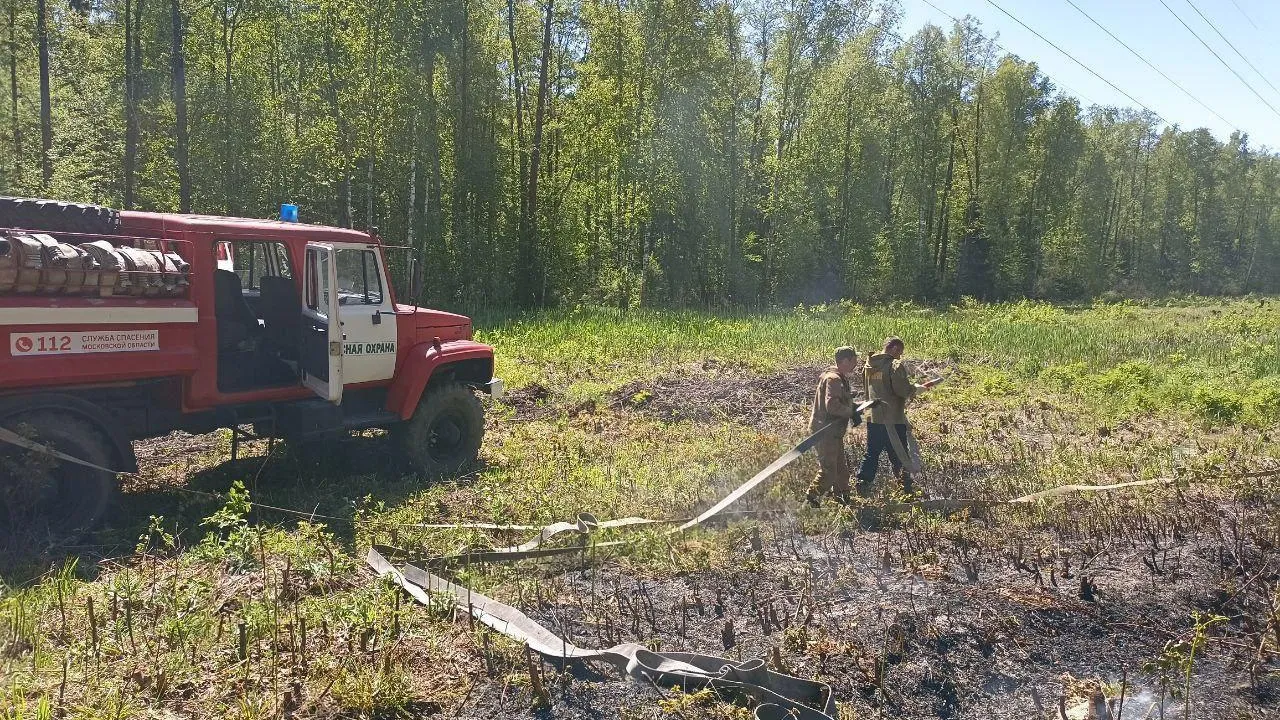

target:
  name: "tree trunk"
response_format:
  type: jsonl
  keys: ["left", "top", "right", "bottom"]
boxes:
{"left": 322, "top": 29, "right": 352, "bottom": 227}
{"left": 408, "top": 108, "right": 423, "bottom": 300}
{"left": 765, "top": 16, "right": 799, "bottom": 299}
{"left": 170, "top": 0, "right": 189, "bottom": 211}
{"left": 520, "top": 0, "right": 552, "bottom": 306}
{"left": 748, "top": 18, "right": 769, "bottom": 168}
{"left": 364, "top": 2, "right": 381, "bottom": 230}
{"left": 220, "top": 0, "right": 239, "bottom": 213}
{"left": 508, "top": 0, "right": 527, "bottom": 239}
{"left": 7, "top": 1, "right": 18, "bottom": 161}
{"left": 1243, "top": 198, "right": 1267, "bottom": 292}
{"left": 37, "top": 0, "right": 51, "bottom": 187}
{"left": 725, "top": 14, "right": 740, "bottom": 302}
{"left": 936, "top": 121, "right": 957, "bottom": 286}
{"left": 1134, "top": 151, "right": 1149, "bottom": 279}
{"left": 837, "top": 86, "right": 854, "bottom": 294}
{"left": 425, "top": 49, "right": 443, "bottom": 279}
{"left": 124, "top": 0, "right": 133, "bottom": 206}
{"left": 451, "top": 0, "right": 471, "bottom": 257}
{"left": 743, "top": 10, "right": 770, "bottom": 257}
{"left": 971, "top": 78, "right": 982, "bottom": 196}
{"left": 123, "top": 0, "right": 145, "bottom": 209}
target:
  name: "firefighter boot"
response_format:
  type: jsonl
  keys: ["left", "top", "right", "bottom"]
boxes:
{"left": 895, "top": 468, "right": 918, "bottom": 498}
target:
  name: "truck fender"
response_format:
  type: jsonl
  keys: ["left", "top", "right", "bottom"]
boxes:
{"left": 386, "top": 340, "right": 496, "bottom": 420}
{"left": 0, "top": 392, "right": 139, "bottom": 473}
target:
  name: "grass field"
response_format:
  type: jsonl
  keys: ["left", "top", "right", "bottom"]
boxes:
{"left": 2, "top": 298, "right": 1279, "bottom": 719}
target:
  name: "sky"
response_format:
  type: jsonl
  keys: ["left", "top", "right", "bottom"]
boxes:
{"left": 897, "top": 0, "right": 1280, "bottom": 149}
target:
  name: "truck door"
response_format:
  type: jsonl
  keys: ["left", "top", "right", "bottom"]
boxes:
{"left": 302, "top": 243, "right": 343, "bottom": 403}
{"left": 332, "top": 244, "right": 398, "bottom": 385}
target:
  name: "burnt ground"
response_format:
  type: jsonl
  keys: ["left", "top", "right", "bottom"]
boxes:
{"left": 434, "top": 499, "right": 1280, "bottom": 720}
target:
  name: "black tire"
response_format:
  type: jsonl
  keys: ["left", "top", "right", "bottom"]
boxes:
{"left": 397, "top": 383, "right": 485, "bottom": 476}
{"left": 0, "top": 411, "right": 117, "bottom": 540}
{"left": 0, "top": 196, "right": 121, "bottom": 235}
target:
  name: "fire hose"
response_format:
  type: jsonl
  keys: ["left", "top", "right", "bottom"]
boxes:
{"left": 0, "top": 426, "right": 124, "bottom": 474}
{"left": 368, "top": 547, "right": 839, "bottom": 720}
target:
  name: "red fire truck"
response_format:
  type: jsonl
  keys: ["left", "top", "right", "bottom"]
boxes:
{"left": 0, "top": 197, "right": 502, "bottom": 536}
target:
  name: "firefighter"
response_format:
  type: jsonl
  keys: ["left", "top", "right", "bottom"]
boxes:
{"left": 856, "top": 336, "right": 928, "bottom": 496}
{"left": 806, "top": 346, "right": 863, "bottom": 506}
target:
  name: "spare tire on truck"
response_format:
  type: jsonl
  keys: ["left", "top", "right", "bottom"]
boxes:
{"left": 0, "top": 196, "right": 121, "bottom": 235}
{"left": 0, "top": 410, "right": 117, "bottom": 542}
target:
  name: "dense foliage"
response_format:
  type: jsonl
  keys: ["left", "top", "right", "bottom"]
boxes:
{"left": 4, "top": 0, "right": 1279, "bottom": 307}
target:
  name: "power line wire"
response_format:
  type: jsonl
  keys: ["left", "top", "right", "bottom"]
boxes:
{"left": 1061, "top": 0, "right": 1239, "bottom": 131}
{"left": 1227, "top": 0, "right": 1259, "bottom": 31}
{"left": 1154, "top": 0, "right": 1280, "bottom": 121}
{"left": 784, "top": 1, "right": 1101, "bottom": 113}
{"left": 915, "top": 0, "right": 1101, "bottom": 108}
{"left": 1182, "top": 0, "right": 1280, "bottom": 100}
{"left": 979, "top": 0, "right": 1158, "bottom": 116}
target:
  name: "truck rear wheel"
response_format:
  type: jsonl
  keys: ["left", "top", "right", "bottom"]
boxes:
{"left": 0, "top": 412, "right": 116, "bottom": 540}
{"left": 397, "top": 383, "right": 485, "bottom": 476}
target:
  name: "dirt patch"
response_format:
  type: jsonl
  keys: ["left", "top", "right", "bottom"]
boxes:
{"left": 609, "top": 358, "right": 956, "bottom": 428}
{"left": 612, "top": 361, "right": 827, "bottom": 427}
{"left": 124, "top": 430, "right": 225, "bottom": 491}
{"left": 505, "top": 381, "right": 554, "bottom": 409}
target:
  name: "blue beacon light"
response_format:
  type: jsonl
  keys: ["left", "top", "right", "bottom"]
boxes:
{"left": 280, "top": 203, "right": 299, "bottom": 222}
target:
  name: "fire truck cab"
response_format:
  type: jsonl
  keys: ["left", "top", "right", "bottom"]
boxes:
{"left": 0, "top": 197, "right": 501, "bottom": 537}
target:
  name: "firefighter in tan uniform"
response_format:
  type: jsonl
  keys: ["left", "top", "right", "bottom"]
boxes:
{"left": 857, "top": 336, "right": 928, "bottom": 496}
{"left": 806, "top": 347, "right": 863, "bottom": 506}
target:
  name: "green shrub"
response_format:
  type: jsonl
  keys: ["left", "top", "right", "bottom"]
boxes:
{"left": 1039, "top": 362, "right": 1088, "bottom": 390}
{"left": 1014, "top": 356, "right": 1043, "bottom": 378}
{"left": 1243, "top": 378, "right": 1280, "bottom": 427}
{"left": 1191, "top": 385, "right": 1244, "bottom": 423}
{"left": 999, "top": 300, "right": 1067, "bottom": 324}
{"left": 193, "top": 480, "right": 259, "bottom": 568}
{"left": 977, "top": 368, "right": 1016, "bottom": 396}
{"left": 1093, "top": 361, "right": 1155, "bottom": 396}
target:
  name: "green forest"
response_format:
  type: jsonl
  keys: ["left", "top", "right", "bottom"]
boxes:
{"left": 3, "top": 0, "right": 1278, "bottom": 307}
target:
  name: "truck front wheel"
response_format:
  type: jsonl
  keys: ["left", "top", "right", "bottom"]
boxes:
{"left": 0, "top": 412, "right": 116, "bottom": 541}
{"left": 396, "top": 383, "right": 485, "bottom": 476}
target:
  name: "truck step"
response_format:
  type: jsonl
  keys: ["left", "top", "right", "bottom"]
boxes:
{"left": 343, "top": 410, "right": 401, "bottom": 431}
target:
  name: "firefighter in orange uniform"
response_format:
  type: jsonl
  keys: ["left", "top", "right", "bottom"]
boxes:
{"left": 806, "top": 346, "right": 863, "bottom": 506}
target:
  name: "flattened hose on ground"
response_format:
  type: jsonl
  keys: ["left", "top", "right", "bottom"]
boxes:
{"left": 0, "top": 426, "right": 120, "bottom": 473}
{"left": 492, "top": 514, "right": 674, "bottom": 553}
{"left": 367, "top": 548, "right": 838, "bottom": 720}
{"left": 407, "top": 540, "right": 633, "bottom": 566}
